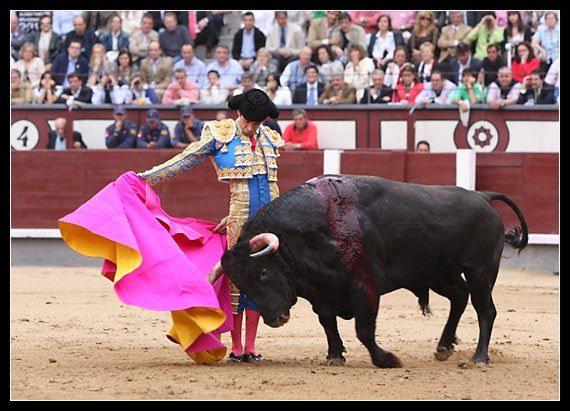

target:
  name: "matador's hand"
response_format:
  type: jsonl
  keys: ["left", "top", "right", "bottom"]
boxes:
{"left": 213, "top": 215, "right": 228, "bottom": 234}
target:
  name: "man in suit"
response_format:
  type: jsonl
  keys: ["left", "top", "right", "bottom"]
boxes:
{"left": 232, "top": 12, "right": 266, "bottom": 71}
{"left": 47, "top": 117, "right": 87, "bottom": 150}
{"left": 29, "top": 14, "right": 61, "bottom": 70}
{"left": 437, "top": 11, "right": 472, "bottom": 62}
{"left": 517, "top": 69, "right": 556, "bottom": 105}
{"left": 148, "top": 11, "right": 189, "bottom": 32}
{"left": 54, "top": 72, "right": 94, "bottom": 106}
{"left": 62, "top": 15, "right": 99, "bottom": 60}
{"left": 445, "top": 42, "right": 482, "bottom": 84}
{"left": 50, "top": 40, "right": 89, "bottom": 87}
{"left": 265, "top": 11, "right": 306, "bottom": 72}
{"left": 319, "top": 72, "right": 357, "bottom": 104}
{"left": 331, "top": 12, "right": 367, "bottom": 60}
{"left": 139, "top": 40, "right": 174, "bottom": 102}
{"left": 292, "top": 65, "right": 325, "bottom": 105}
{"left": 308, "top": 11, "right": 340, "bottom": 50}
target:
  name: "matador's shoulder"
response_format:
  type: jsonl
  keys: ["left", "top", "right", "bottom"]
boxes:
{"left": 205, "top": 119, "right": 237, "bottom": 144}
{"left": 260, "top": 125, "right": 284, "bottom": 148}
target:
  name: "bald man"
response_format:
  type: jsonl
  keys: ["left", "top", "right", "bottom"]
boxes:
{"left": 46, "top": 117, "right": 87, "bottom": 150}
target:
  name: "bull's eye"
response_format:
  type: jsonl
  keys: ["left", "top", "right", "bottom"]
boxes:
{"left": 259, "top": 269, "right": 268, "bottom": 282}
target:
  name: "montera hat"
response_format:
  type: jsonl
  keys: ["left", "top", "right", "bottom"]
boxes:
{"left": 227, "top": 89, "right": 280, "bottom": 122}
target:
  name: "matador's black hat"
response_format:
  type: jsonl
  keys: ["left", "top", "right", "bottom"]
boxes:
{"left": 228, "top": 89, "right": 280, "bottom": 122}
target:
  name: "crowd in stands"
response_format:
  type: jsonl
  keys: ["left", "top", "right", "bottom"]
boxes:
{"left": 11, "top": 10, "right": 560, "bottom": 111}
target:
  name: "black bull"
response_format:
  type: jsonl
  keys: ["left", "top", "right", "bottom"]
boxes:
{"left": 219, "top": 175, "right": 528, "bottom": 368}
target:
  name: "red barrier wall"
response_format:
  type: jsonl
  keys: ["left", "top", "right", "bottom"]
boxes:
{"left": 11, "top": 150, "right": 557, "bottom": 234}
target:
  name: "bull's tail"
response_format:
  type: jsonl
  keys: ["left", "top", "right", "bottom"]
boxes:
{"left": 480, "top": 191, "right": 529, "bottom": 254}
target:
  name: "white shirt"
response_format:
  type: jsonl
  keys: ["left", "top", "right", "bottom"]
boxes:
{"left": 372, "top": 31, "right": 396, "bottom": 61}
{"left": 38, "top": 31, "right": 52, "bottom": 62}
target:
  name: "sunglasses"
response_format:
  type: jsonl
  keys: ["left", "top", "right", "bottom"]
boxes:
{"left": 420, "top": 16, "right": 432, "bottom": 21}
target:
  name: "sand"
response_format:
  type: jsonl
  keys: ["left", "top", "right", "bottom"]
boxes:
{"left": 10, "top": 266, "right": 559, "bottom": 400}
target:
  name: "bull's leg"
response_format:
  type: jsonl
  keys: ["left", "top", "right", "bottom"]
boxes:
{"left": 352, "top": 292, "right": 402, "bottom": 368}
{"left": 430, "top": 276, "right": 469, "bottom": 361}
{"left": 464, "top": 265, "right": 499, "bottom": 365}
{"left": 318, "top": 313, "right": 347, "bottom": 366}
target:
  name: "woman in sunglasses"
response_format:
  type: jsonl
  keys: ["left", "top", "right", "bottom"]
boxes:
{"left": 409, "top": 11, "right": 439, "bottom": 65}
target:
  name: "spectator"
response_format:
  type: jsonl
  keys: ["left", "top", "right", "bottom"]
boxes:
{"left": 13, "top": 42, "right": 45, "bottom": 88}
{"left": 264, "top": 73, "right": 293, "bottom": 105}
{"left": 517, "top": 69, "right": 556, "bottom": 105}
{"left": 55, "top": 72, "right": 94, "bottom": 106}
{"left": 194, "top": 11, "right": 226, "bottom": 58}
{"left": 368, "top": 14, "right": 406, "bottom": 69}
{"left": 308, "top": 11, "right": 340, "bottom": 50}
{"left": 105, "top": 105, "right": 138, "bottom": 149}
{"left": 50, "top": 40, "right": 90, "bottom": 87}
{"left": 319, "top": 72, "right": 357, "bottom": 104}
{"left": 137, "top": 109, "right": 172, "bottom": 149}
{"left": 392, "top": 65, "right": 424, "bottom": 104}
{"left": 343, "top": 43, "right": 375, "bottom": 102}
{"left": 11, "top": 12, "right": 27, "bottom": 61}
{"left": 232, "top": 72, "right": 261, "bottom": 97}
{"left": 315, "top": 44, "right": 344, "bottom": 84}
{"left": 116, "top": 11, "right": 145, "bottom": 36}
{"left": 416, "top": 42, "right": 437, "bottom": 83}
{"left": 408, "top": 11, "right": 439, "bottom": 65}
{"left": 216, "top": 110, "right": 229, "bottom": 121}
{"left": 502, "top": 11, "right": 532, "bottom": 60}
{"left": 437, "top": 11, "right": 472, "bottom": 63}
{"left": 481, "top": 44, "right": 507, "bottom": 86}
{"left": 173, "top": 44, "right": 207, "bottom": 88}
{"left": 416, "top": 140, "right": 430, "bottom": 153}
{"left": 139, "top": 40, "right": 173, "bottom": 101}
{"left": 126, "top": 72, "right": 159, "bottom": 105}
{"left": 129, "top": 13, "right": 159, "bottom": 64}
{"left": 511, "top": 41, "right": 540, "bottom": 83}
{"left": 47, "top": 117, "right": 87, "bottom": 150}
{"left": 172, "top": 106, "right": 205, "bottom": 149}
{"left": 199, "top": 70, "right": 229, "bottom": 105}
{"left": 446, "top": 42, "right": 483, "bottom": 85}
{"left": 266, "top": 11, "right": 306, "bottom": 71}
{"left": 11, "top": 69, "right": 33, "bottom": 104}
{"left": 360, "top": 69, "right": 392, "bottom": 104}
{"left": 331, "top": 12, "right": 367, "bottom": 60}
{"left": 486, "top": 66, "right": 522, "bottom": 109}
{"left": 205, "top": 45, "right": 244, "bottom": 90}
{"left": 232, "top": 12, "right": 267, "bottom": 71}
{"left": 86, "top": 43, "right": 111, "bottom": 88}
{"left": 162, "top": 68, "right": 200, "bottom": 105}
{"left": 100, "top": 14, "right": 130, "bottom": 60}
{"left": 451, "top": 69, "right": 487, "bottom": 111}
{"left": 282, "top": 108, "right": 318, "bottom": 150}
{"left": 16, "top": 10, "right": 51, "bottom": 35}
{"left": 159, "top": 12, "right": 192, "bottom": 63}
{"left": 280, "top": 46, "right": 314, "bottom": 92}
{"left": 249, "top": 48, "right": 278, "bottom": 87}
{"left": 544, "top": 57, "right": 559, "bottom": 99}
{"left": 32, "top": 71, "right": 60, "bottom": 105}
{"left": 383, "top": 45, "right": 409, "bottom": 89}
{"left": 414, "top": 70, "right": 457, "bottom": 105}
{"left": 148, "top": 11, "right": 188, "bottom": 33}
{"left": 29, "top": 14, "right": 61, "bottom": 70}
{"left": 350, "top": 11, "right": 384, "bottom": 34}
{"left": 466, "top": 12, "right": 504, "bottom": 61}
{"left": 292, "top": 65, "right": 325, "bottom": 105}
{"left": 52, "top": 10, "right": 83, "bottom": 36}
{"left": 63, "top": 15, "right": 100, "bottom": 60}
{"left": 91, "top": 69, "right": 130, "bottom": 105}
{"left": 111, "top": 50, "right": 136, "bottom": 85}
{"left": 82, "top": 11, "right": 117, "bottom": 35}
{"left": 532, "top": 11, "right": 559, "bottom": 71}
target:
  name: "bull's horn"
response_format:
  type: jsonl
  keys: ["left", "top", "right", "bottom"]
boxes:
{"left": 249, "top": 233, "right": 280, "bottom": 257}
{"left": 208, "top": 261, "right": 224, "bottom": 284}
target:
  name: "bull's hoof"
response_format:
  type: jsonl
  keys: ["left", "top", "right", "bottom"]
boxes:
{"left": 470, "top": 355, "right": 490, "bottom": 366}
{"left": 325, "top": 356, "right": 346, "bottom": 366}
{"left": 434, "top": 346, "right": 454, "bottom": 361}
{"left": 373, "top": 351, "right": 403, "bottom": 368}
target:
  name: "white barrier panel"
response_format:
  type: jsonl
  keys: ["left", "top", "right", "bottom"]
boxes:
{"left": 456, "top": 149, "right": 476, "bottom": 190}
{"left": 380, "top": 121, "right": 407, "bottom": 150}
{"left": 506, "top": 121, "right": 560, "bottom": 152}
{"left": 323, "top": 149, "right": 342, "bottom": 175}
{"left": 414, "top": 120, "right": 458, "bottom": 152}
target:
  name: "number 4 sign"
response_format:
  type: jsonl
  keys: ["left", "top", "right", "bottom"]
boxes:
{"left": 11, "top": 120, "right": 39, "bottom": 150}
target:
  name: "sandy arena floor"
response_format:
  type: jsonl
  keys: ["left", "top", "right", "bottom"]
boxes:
{"left": 10, "top": 266, "right": 559, "bottom": 400}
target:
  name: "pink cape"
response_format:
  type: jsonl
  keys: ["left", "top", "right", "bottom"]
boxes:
{"left": 58, "top": 171, "right": 233, "bottom": 364}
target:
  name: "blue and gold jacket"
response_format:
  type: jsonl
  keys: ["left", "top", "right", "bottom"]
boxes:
{"left": 139, "top": 118, "right": 284, "bottom": 186}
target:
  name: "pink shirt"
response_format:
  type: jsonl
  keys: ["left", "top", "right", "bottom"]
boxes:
{"left": 162, "top": 79, "right": 200, "bottom": 104}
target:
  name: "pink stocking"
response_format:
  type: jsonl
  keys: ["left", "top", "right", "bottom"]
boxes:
{"left": 244, "top": 309, "right": 261, "bottom": 355}
{"left": 230, "top": 311, "right": 244, "bottom": 356}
